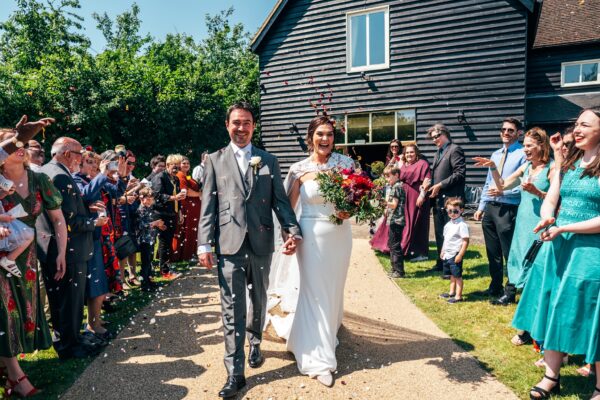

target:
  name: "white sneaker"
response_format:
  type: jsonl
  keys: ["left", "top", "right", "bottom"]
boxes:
{"left": 0, "top": 257, "right": 21, "bottom": 278}
{"left": 409, "top": 255, "right": 428, "bottom": 262}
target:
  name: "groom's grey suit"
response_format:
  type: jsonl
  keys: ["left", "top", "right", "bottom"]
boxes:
{"left": 198, "top": 143, "right": 301, "bottom": 376}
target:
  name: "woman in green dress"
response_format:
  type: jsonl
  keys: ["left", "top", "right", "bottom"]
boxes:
{"left": 475, "top": 127, "right": 555, "bottom": 346}
{"left": 515, "top": 109, "right": 600, "bottom": 399}
{"left": 0, "top": 130, "right": 66, "bottom": 397}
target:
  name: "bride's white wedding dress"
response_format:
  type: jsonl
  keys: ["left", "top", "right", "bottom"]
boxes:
{"left": 266, "top": 153, "right": 353, "bottom": 377}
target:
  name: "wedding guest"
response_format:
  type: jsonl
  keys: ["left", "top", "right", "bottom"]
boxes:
{"left": 386, "top": 139, "right": 403, "bottom": 167}
{"left": 37, "top": 137, "right": 107, "bottom": 360}
{"left": 73, "top": 150, "right": 127, "bottom": 342}
{"left": 0, "top": 119, "right": 64, "bottom": 397}
{"left": 399, "top": 144, "right": 431, "bottom": 261}
{"left": 473, "top": 118, "right": 526, "bottom": 304}
{"left": 119, "top": 150, "right": 140, "bottom": 287}
{"left": 422, "top": 124, "right": 466, "bottom": 276}
{"left": 561, "top": 127, "right": 574, "bottom": 159}
{"left": 25, "top": 140, "right": 44, "bottom": 171}
{"left": 151, "top": 154, "right": 185, "bottom": 280}
{"left": 385, "top": 166, "right": 406, "bottom": 279}
{"left": 474, "top": 128, "right": 554, "bottom": 343}
{"left": 135, "top": 187, "right": 164, "bottom": 291}
{"left": 514, "top": 109, "right": 600, "bottom": 399}
{"left": 146, "top": 154, "right": 166, "bottom": 182}
{"left": 438, "top": 197, "right": 469, "bottom": 304}
{"left": 172, "top": 156, "right": 201, "bottom": 262}
{"left": 192, "top": 151, "right": 208, "bottom": 184}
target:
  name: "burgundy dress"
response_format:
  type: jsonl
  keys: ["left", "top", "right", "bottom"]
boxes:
{"left": 399, "top": 159, "right": 431, "bottom": 258}
{"left": 171, "top": 172, "right": 200, "bottom": 261}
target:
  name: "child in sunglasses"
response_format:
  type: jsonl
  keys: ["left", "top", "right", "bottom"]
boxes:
{"left": 0, "top": 174, "right": 35, "bottom": 278}
{"left": 439, "top": 197, "right": 469, "bottom": 303}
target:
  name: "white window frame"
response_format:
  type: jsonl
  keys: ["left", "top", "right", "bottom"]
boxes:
{"left": 561, "top": 59, "right": 600, "bottom": 87}
{"left": 335, "top": 108, "right": 416, "bottom": 146}
{"left": 346, "top": 6, "right": 390, "bottom": 73}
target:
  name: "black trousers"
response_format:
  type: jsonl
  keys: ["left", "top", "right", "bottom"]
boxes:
{"left": 139, "top": 242, "right": 154, "bottom": 287}
{"left": 388, "top": 224, "right": 405, "bottom": 274}
{"left": 156, "top": 215, "right": 176, "bottom": 274}
{"left": 41, "top": 260, "right": 87, "bottom": 356}
{"left": 432, "top": 201, "right": 450, "bottom": 270}
{"left": 482, "top": 202, "right": 518, "bottom": 295}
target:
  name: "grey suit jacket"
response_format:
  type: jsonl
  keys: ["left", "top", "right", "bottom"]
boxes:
{"left": 36, "top": 160, "right": 95, "bottom": 264}
{"left": 431, "top": 142, "right": 466, "bottom": 203}
{"left": 198, "top": 144, "right": 301, "bottom": 256}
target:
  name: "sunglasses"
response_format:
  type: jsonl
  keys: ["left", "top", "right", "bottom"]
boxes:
{"left": 446, "top": 209, "right": 461, "bottom": 215}
{"left": 430, "top": 133, "right": 442, "bottom": 140}
{"left": 84, "top": 159, "right": 96, "bottom": 165}
{"left": 390, "top": 145, "right": 399, "bottom": 148}
{"left": 500, "top": 128, "right": 516, "bottom": 133}
{"left": 127, "top": 161, "right": 136, "bottom": 166}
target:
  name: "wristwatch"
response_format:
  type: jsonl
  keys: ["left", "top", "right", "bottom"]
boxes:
{"left": 11, "top": 136, "right": 24, "bottom": 148}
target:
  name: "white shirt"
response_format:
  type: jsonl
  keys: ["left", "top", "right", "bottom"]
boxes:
{"left": 441, "top": 217, "right": 470, "bottom": 260}
{"left": 197, "top": 142, "right": 252, "bottom": 255}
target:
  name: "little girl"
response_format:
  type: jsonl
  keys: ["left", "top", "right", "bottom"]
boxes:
{"left": 0, "top": 174, "right": 35, "bottom": 278}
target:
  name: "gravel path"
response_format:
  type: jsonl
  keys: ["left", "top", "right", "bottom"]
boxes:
{"left": 63, "top": 238, "right": 515, "bottom": 400}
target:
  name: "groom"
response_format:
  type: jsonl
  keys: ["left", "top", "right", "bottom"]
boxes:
{"left": 198, "top": 102, "right": 302, "bottom": 398}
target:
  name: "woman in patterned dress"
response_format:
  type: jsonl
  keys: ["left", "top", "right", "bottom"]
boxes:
{"left": 0, "top": 130, "right": 66, "bottom": 397}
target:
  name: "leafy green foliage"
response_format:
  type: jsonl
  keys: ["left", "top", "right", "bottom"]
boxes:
{"left": 0, "top": 1, "right": 259, "bottom": 170}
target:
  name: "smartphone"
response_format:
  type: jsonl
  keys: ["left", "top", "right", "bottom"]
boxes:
{"left": 108, "top": 161, "right": 118, "bottom": 170}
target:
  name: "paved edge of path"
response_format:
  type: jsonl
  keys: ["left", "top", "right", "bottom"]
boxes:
{"left": 62, "top": 238, "right": 517, "bottom": 400}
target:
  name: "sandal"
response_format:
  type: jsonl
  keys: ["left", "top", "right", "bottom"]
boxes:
{"left": 5, "top": 374, "right": 40, "bottom": 398}
{"left": 0, "top": 257, "right": 21, "bottom": 278}
{"left": 530, "top": 374, "right": 560, "bottom": 399}
{"left": 577, "top": 364, "right": 596, "bottom": 377}
{"left": 511, "top": 332, "right": 532, "bottom": 346}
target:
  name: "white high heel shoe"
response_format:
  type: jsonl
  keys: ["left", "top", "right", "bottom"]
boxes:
{"left": 0, "top": 257, "right": 21, "bottom": 278}
{"left": 316, "top": 372, "right": 333, "bottom": 387}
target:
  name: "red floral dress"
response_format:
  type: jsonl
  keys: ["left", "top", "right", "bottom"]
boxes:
{"left": 0, "top": 169, "right": 62, "bottom": 356}
{"left": 171, "top": 171, "right": 200, "bottom": 262}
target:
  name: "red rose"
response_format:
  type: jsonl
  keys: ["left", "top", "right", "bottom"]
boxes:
{"left": 25, "top": 268, "right": 36, "bottom": 282}
{"left": 2, "top": 201, "right": 14, "bottom": 212}
{"left": 7, "top": 298, "right": 16, "bottom": 312}
{"left": 24, "top": 320, "right": 35, "bottom": 332}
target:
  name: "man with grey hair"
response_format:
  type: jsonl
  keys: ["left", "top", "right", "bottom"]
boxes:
{"left": 37, "top": 137, "right": 109, "bottom": 359}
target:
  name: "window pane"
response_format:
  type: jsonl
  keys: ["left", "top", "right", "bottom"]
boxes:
{"left": 351, "top": 15, "right": 367, "bottom": 68}
{"left": 347, "top": 113, "right": 369, "bottom": 144}
{"left": 371, "top": 111, "right": 395, "bottom": 143}
{"left": 582, "top": 63, "right": 598, "bottom": 82}
{"left": 397, "top": 110, "right": 416, "bottom": 142}
{"left": 564, "top": 64, "right": 581, "bottom": 84}
{"left": 330, "top": 114, "right": 346, "bottom": 144}
{"left": 369, "top": 12, "right": 386, "bottom": 66}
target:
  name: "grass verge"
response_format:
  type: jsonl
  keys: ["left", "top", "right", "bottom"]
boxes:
{"left": 376, "top": 244, "right": 595, "bottom": 400}
{"left": 0, "top": 262, "right": 190, "bottom": 399}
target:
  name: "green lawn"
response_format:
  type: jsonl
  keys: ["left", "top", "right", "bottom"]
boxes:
{"left": 376, "top": 244, "right": 596, "bottom": 400}
{"left": 0, "top": 262, "right": 190, "bottom": 399}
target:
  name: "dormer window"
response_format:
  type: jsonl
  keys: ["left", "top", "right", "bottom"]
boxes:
{"left": 561, "top": 60, "right": 600, "bottom": 87}
{"left": 346, "top": 6, "right": 390, "bottom": 73}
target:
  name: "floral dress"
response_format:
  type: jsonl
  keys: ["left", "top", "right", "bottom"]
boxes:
{"left": 0, "top": 169, "right": 62, "bottom": 357}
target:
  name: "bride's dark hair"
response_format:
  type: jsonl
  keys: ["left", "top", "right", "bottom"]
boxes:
{"left": 305, "top": 116, "right": 334, "bottom": 153}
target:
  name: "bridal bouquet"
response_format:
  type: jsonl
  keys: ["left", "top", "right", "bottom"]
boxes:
{"left": 316, "top": 167, "right": 386, "bottom": 225}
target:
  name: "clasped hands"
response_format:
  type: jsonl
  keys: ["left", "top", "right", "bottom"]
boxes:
{"left": 533, "top": 217, "right": 561, "bottom": 241}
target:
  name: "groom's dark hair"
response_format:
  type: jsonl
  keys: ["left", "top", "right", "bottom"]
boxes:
{"left": 226, "top": 101, "right": 256, "bottom": 123}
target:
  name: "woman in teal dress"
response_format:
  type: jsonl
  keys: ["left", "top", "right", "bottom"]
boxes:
{"left": 0, "top": 130, "right": 66, "bottom": 397}
{"left": 476, "top": 128, "right": 555, "bottom": 346}
{"left": 514, "top": 109, "right": 600, "bottom": 399}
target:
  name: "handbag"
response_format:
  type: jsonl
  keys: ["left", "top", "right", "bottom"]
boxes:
{"left": 114, "top": 234, "right": 138, "bottom": 260}
{"left": 523, "top": 239, "right": 543, "bottom": 264}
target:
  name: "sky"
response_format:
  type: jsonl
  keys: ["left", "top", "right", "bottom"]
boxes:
{"left": 0, "top": 0, "right": 278, "bottom": 53}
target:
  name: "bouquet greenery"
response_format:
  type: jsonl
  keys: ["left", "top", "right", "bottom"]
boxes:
{"left": 316, "top": 167, "right": 386, "bottom": 225}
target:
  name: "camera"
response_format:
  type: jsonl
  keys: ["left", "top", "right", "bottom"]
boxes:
{"left": 108, "top": 161, "right": 118, "bottom": 170}
{"left": 118, "top": 150, "right": 127, "bottom": 158}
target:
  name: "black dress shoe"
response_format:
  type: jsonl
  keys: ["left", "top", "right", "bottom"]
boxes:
{"left": 491, "top": 294, "right": 516, "bottom": 306}
{"left": 471, "top": 288, "right": 503, "bottom": 297}
{"left": 218, "top": 375, "right": 246, "bottom": 398}
{"left": 59, "top": 343, "right": 102, "bottom": 360}
{"left": 248, "top": 345, "right": 264, "bottom": 368}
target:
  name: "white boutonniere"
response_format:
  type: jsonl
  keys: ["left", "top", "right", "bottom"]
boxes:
{"left": 250, "top": 156, "right": 262, "bottom": 174}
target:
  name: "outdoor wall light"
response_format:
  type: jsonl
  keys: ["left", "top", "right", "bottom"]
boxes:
{"left": 457, "top": 109, "right": 467, "bottom": 124}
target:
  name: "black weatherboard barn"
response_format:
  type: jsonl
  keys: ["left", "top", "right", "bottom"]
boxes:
{"left": 251, "top": 0, "right": 600, "bottom": 186}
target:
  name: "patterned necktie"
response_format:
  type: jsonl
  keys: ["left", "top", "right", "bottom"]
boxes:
{"left": 172, "top": 180, "right": 178, "bottom": 213}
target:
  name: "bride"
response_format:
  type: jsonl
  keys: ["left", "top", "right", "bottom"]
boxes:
{"left": 267, "top": 116, "right": 354, "bottom": 387}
